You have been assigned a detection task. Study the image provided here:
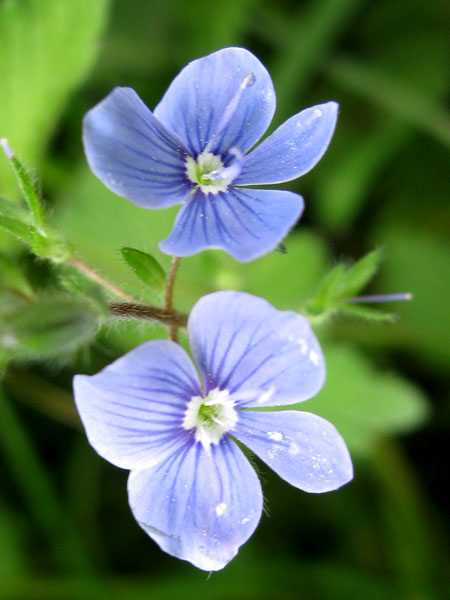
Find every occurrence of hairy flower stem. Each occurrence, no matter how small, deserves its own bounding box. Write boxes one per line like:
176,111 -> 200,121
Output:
164,256 -> 182,342
109,302 -> 187,328
70,257 -> 187,329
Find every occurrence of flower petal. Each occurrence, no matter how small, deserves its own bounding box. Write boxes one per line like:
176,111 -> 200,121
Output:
158,187 -> 303,262
154,47 -> 276,156
128,437 -> 262,571
83,87 -> 192,209
236,102 -> 338,185
73,341 -> 202,470
188,291 -> 325,405
234,410 -> 353,493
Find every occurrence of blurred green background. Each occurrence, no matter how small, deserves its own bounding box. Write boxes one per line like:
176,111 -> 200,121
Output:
0,0 -> 449,598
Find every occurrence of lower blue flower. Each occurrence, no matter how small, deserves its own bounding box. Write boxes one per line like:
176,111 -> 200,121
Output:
73,291 -> 353,570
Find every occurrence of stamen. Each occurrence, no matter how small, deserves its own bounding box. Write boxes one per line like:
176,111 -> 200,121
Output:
346,293 -> 413,303
204,72 -> 255,153
206,147 -> 244,181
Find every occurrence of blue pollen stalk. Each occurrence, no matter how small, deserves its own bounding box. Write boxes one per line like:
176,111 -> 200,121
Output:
346,293 -> 413,303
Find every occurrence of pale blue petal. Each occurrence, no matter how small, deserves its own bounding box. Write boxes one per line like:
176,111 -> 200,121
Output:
158,187 -> 303,262
83,87 -> 192,209
128,437 -> 262,571
154,47 -> 276,156
73,341 -> 201,470
188,291 -> 325,405
236,102 -> 338,185
234,410 -> 353,493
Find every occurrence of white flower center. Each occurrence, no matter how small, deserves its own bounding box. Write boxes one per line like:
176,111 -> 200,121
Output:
185,151 -> 232,195
182,388 -> 238,450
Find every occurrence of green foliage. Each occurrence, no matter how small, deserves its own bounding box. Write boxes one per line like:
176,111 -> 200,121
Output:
0,295 -> 102,360
301,344 -> 429,455
0,0 -> 448,596
0,0 -> 110,197
304,249 -> 394,321
0,252 -> 34,299
120,247 -> 167,300
1,146 -> 72,262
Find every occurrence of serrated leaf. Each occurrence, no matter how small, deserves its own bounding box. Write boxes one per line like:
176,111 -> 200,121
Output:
0,295 -> 102,359
120,247 -> 167,297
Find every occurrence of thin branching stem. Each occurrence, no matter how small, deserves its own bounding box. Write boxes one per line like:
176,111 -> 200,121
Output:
70,257 -> 135,302
164,256 -> 182,341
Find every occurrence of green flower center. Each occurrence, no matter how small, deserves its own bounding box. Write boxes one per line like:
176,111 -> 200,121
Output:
182,388 -> 238,450
185,151 -> 232,195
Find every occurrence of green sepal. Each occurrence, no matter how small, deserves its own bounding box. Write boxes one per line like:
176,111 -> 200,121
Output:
304,263 -> 347,315
29,229 -> 72,263
336,303 -> 396,322
120,247 -> 167,297
304,249 -> 386,322
336,248 -> 383,298
0,294 -> 102,360
276,241 -> 288,254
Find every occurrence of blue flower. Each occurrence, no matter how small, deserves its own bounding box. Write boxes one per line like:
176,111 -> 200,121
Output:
83,47 -> 338,262
73,291 -> 353,570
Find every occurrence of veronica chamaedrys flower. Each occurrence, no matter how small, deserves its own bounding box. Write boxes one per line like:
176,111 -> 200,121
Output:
83,47 -> 338,262
73,291 -> 353,571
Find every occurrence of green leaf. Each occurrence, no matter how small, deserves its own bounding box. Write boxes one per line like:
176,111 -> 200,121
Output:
0,0 -> 110,198
0,253 -> 34,299
298,343 -> 429,456
120,247 -> 167,298
0,295 -> 102,359
0,196 -> 31,222
0,216 -> 34,244
1,141 -> 47,230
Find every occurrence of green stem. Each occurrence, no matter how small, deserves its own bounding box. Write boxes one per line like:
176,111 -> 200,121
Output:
164,256 -> 182,341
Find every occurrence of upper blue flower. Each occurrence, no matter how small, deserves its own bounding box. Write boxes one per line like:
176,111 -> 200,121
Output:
83,47 -> 338,262
73,291 -> 353,571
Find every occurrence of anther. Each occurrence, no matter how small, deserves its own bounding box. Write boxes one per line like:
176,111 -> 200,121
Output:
0,138 -> 14,159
